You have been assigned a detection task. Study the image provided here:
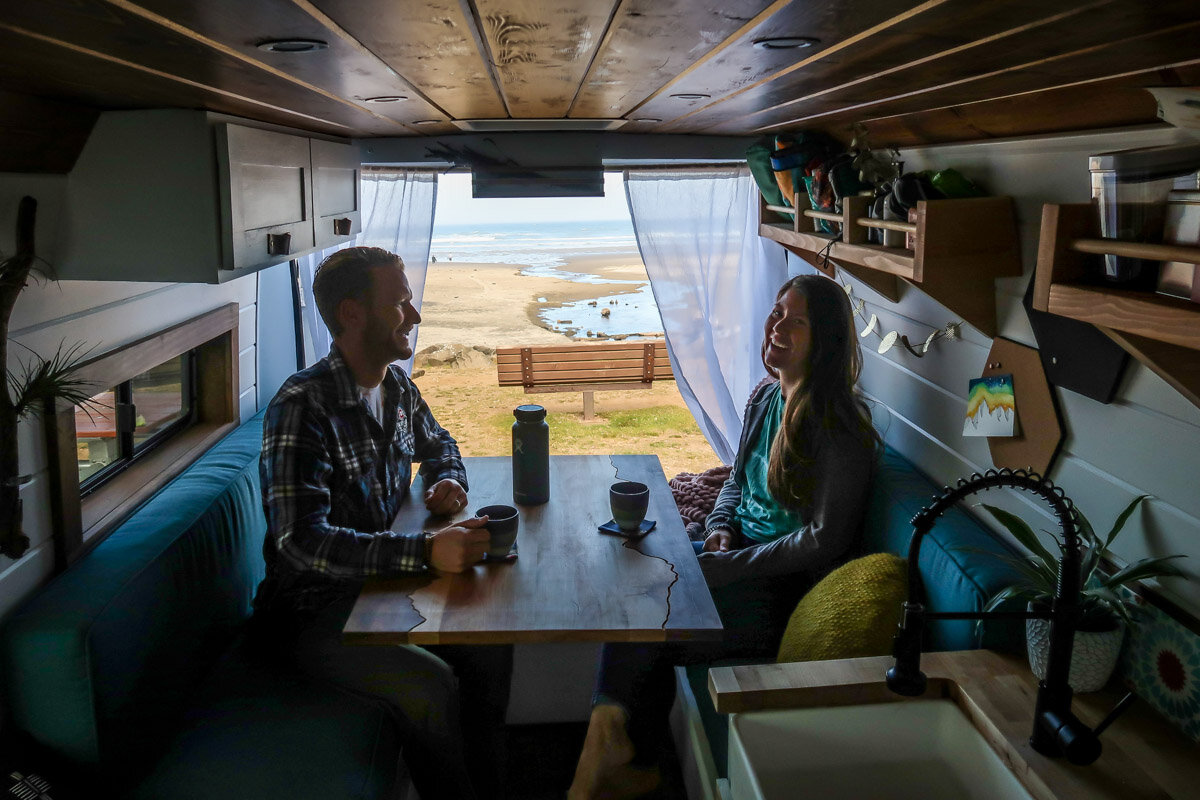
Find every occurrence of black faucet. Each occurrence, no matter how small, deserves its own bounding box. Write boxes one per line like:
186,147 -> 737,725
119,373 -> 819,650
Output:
885,468 -> 1129,766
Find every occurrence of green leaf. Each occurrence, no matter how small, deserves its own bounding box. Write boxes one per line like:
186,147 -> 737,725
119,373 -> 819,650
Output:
1103,495 -> 1151,549
979,504 -> 1059,570
1102,555 -> 1187,589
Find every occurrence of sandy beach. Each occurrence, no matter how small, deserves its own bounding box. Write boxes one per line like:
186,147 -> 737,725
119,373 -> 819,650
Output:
413,253 -> 658,350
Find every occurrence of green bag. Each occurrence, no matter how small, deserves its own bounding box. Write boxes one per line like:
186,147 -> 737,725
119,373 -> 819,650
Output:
747,140 -> 788,217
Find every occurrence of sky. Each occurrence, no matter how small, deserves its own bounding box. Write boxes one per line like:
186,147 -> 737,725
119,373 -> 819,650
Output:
432,171 -> 631,226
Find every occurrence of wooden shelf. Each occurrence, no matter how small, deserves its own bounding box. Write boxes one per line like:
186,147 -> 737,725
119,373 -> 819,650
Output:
760,193 -> 1022,336
1034,203 -> 1200,408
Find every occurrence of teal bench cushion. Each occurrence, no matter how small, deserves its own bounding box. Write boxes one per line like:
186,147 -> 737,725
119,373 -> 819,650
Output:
1,414 -> 268,778
131,642 -> 399,799
863,446 -> 1024,652
1,411 -> 401,797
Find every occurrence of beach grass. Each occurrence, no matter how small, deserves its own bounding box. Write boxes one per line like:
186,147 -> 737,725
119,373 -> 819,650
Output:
418,364 -> 721,479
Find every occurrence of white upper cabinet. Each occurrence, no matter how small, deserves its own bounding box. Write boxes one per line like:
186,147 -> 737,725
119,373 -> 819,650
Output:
56,110 -> 360,283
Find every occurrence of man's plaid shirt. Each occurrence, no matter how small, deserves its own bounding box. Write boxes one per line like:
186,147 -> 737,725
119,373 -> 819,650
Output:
256,345 -> 468,614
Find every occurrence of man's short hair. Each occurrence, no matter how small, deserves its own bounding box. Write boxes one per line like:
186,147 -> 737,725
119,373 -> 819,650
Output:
313,247 -> 404,337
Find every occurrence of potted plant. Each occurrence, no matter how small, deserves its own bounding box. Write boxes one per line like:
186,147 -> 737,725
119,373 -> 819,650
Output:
980,494 -> 1188,693
1,197 -> 95,559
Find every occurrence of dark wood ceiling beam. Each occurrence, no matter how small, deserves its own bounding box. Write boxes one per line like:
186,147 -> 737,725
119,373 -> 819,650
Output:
311,0 -> 507,122
0,2 -> 407,135
762,20 -> 1200,134
472,0 -> 618,118
0,90 -> 98,173
0,27 -> 357,140
0,22 -> 373,133
672,0 -> 1113,134
108,0 -> 419,130
570,0 -> 782,121
632,0 -> 946,128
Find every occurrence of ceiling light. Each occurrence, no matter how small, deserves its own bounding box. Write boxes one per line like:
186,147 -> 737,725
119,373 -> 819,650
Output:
670,93 -> 710,100
413,119 -> 442,125
451,119 -> 627,132
752,37 -> 819,49
361,96 -> 408,103
631,118 -> 662,123
256,39 -> 328,53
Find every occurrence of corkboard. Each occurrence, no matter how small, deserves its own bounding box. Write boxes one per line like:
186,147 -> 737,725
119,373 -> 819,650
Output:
982,338 -> 1063,476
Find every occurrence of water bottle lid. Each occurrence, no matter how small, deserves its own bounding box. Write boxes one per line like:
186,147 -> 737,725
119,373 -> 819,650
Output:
514,404 -> 546,422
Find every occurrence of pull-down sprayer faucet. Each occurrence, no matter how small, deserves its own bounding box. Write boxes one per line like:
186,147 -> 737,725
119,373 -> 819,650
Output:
885,469 -> 1131,766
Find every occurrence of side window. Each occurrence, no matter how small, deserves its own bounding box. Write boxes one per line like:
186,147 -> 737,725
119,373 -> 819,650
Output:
46,305 -> 239,567
77,352 -> 196,494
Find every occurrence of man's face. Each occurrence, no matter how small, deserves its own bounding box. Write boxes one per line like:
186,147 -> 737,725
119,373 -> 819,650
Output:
360,264 -> 421,364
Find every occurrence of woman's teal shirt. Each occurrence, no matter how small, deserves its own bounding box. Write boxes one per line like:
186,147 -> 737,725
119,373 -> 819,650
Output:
732,383 -> 800,543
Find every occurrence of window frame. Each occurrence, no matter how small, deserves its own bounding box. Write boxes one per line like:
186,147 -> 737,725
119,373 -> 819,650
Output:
78,350 -> 199,496
45,304 -> 240,568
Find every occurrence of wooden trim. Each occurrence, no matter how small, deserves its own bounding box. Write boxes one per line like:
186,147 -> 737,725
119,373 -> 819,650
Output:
46,304 -> 240,568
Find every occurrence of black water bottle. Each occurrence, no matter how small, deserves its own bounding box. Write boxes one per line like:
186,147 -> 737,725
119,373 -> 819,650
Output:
512,404 -> 549,505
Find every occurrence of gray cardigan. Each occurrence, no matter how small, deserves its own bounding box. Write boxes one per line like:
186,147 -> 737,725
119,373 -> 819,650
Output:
697,380 -> 877,589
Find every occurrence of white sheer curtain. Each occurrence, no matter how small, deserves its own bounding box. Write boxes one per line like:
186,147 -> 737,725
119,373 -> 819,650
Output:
624,166 -> 788,464
295,168 -> 439,368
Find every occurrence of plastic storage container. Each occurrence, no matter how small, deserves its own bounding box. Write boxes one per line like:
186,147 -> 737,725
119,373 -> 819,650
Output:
1089,142 -> 1200,288
1158,190 -> 1200,303
512,404 -> 549,505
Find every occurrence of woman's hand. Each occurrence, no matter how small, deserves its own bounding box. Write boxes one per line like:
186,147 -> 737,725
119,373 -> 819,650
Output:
702,526 -> 734,553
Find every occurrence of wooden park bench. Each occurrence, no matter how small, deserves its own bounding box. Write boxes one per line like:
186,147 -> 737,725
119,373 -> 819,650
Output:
496,341 -> 673,420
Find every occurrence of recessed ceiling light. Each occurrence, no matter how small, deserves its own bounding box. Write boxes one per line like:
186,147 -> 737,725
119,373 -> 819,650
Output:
631,118 -> 662,123
752,37 -> 819,50
413,119 -> 442,125
361,96 -> 408,103
256,39 -> 329,53
670,93 -> 710,100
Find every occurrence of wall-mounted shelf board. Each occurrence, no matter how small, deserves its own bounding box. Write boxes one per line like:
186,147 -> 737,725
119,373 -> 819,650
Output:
759,193 -> 1021,336
1033,203 -> 1200,408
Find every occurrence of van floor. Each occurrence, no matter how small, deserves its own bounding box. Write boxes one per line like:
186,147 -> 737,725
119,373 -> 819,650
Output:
500,721 -> 688,799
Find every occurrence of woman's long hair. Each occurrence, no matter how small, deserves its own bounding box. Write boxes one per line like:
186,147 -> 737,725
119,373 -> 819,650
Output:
762,275 -> 879,511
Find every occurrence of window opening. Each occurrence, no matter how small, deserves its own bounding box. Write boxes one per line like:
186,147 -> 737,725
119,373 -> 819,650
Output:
77,351 -> 196,495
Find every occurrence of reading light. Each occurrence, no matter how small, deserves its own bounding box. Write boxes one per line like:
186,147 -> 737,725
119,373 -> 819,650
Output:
670,93 -> 710,100
362,96 -> 408,103
256,39 -> 328,53
752,36 -> 819,49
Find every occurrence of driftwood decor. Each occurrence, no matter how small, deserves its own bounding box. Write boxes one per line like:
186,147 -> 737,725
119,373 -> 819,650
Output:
0,197 -> 94,559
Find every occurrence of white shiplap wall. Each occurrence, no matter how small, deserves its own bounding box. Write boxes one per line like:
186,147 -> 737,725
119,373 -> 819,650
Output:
0,174 -> 295,623
787,126 -> 1200,617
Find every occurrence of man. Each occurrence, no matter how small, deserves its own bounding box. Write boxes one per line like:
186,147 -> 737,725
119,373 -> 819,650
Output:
254,246 -> 510,799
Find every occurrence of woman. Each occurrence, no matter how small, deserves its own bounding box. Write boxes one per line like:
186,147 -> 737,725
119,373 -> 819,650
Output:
569,275 -> 880,799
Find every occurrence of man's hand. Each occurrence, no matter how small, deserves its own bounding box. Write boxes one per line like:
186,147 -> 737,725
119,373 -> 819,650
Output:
702,526 -> 734,553
424,478 -> 467,516
428,516 -> 489,573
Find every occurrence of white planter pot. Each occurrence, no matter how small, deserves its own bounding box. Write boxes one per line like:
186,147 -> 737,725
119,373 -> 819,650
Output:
1026,615 -> 1125,693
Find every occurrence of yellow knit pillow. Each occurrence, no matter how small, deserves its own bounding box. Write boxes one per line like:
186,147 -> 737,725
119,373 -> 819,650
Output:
777,553 -> 908,664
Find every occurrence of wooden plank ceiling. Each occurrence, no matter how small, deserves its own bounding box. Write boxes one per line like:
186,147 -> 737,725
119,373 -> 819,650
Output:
1,0 -> 1198,171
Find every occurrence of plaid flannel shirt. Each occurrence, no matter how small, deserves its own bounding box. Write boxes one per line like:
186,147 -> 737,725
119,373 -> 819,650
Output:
255,345 -> 468,614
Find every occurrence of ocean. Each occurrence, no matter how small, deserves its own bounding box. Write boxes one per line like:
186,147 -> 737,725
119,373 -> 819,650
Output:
430,219 -> 663,339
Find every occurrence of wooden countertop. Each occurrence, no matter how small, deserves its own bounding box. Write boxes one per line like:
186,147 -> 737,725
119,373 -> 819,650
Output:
709,650 -> 1200,800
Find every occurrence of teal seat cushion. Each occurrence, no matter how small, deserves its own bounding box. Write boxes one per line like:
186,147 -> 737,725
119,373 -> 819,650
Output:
0,413 -> 268,780
863,446 -> 1024,652
130,641 -> 399,799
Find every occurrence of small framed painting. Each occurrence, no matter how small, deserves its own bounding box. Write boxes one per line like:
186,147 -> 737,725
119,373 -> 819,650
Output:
964,374 -> 1017,437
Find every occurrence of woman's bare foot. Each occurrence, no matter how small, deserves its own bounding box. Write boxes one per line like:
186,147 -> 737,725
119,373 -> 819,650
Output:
568,704 -> 661,800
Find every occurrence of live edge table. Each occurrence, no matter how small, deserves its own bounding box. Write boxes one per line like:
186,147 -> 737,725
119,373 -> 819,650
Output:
344,455 -> 724,645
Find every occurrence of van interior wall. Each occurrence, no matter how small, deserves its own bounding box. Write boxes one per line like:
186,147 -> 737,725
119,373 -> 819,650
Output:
0,173 -> 302,630
792,125 -> 1200,618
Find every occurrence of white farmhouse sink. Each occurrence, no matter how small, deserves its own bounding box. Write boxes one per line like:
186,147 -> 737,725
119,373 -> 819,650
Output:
727,699 -> 1035,800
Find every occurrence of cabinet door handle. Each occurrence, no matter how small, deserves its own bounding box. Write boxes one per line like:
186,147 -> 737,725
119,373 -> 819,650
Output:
333,218 -> 352,236
267,232 -> 292,255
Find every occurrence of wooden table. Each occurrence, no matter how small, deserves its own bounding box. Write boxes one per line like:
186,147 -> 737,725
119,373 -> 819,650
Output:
344,455 -> 724,645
